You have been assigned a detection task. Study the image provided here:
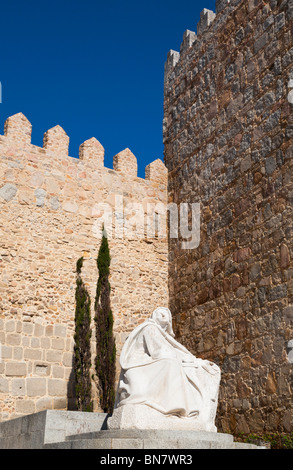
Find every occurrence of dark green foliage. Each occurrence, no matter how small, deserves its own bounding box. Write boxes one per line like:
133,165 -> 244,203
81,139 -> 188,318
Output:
236,432 -> 293,449
74,257 -> 93,412
95,231 -> 116,413
76,256 -> 83,275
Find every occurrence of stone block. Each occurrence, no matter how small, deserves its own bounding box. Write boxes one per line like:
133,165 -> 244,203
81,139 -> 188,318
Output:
40,338 -> 50,349
52,365 -> 64,379
45,325 -> 54,337
24,348 -> 42,360
27,378 -> 46,397
280,244 -> 290,269
6,333 -> 21,346
265,156 -> 276,175
35,363 -> 50,377
79,138 -> 104,167
53,397 -> 67,410
4,113 -> 32,146
62,352 -> 73,367
0,378 -> 9,393
46,350 -> 62,363
145,158 -> 168,184
5,362 -> 27,377
15,400 -> 35,414
63,201 -> 78,213
108,404 -> 217,432
0,411 -> 266,449
51,338 -> 65,350
216,0 -> 230,13
34,323 -> 44,337
0,345 -> 12,360
275,12 -> 285,33
254,32 -> 268,54
180,30 -> 197,52
11,379 -> 25,396
48,379 -> 67,397
5,320 -> 15,333
0,183 -> 18,202
35,188 -> 46,207
284,305 -> 293,320
35,397 -> 53,413
22,323 -> 34,335
43,125 -> 69,156
197,9 -> 216,36
164,50 -> 180,77
53,324 -> 67,338
113,148 -> 137,178
44,410 -> 107,443
30,337 -> 40,348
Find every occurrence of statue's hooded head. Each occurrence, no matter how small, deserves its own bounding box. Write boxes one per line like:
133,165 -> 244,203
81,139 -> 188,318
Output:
151,307 -> 175,337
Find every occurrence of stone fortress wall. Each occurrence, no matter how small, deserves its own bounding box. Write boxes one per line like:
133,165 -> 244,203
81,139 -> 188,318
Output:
0,112 -> 168,421
164,0 -> 293,434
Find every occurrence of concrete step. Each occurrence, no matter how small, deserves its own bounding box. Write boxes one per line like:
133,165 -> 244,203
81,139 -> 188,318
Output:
66,428 -> 234,443
44,438 -> 263,449
44,429 -> 265,449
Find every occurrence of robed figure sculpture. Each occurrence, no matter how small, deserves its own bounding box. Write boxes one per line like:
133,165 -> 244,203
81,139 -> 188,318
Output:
108,307 -> 221,432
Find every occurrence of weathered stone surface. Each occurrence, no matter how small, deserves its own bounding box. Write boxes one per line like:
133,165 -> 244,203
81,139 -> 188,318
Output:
0,112 -> 168,421
0,410 -> 108,448
280,244 -> 290,269
27,378 -> 46,397
164,0 -> 293,434
0,183 -> 17,202
0,410 -> 265,449
5,363 -> 27,377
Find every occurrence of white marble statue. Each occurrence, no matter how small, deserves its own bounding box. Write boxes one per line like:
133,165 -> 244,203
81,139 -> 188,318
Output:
107,307 -> 221,432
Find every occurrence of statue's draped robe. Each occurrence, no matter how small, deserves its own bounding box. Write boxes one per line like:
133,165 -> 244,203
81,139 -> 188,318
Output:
116,320 -> 220,424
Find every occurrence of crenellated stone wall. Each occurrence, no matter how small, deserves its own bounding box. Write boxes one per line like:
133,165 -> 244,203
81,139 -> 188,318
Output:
164,0 -> 293,434
2,0 -> 293,435
0,113 -> 168,421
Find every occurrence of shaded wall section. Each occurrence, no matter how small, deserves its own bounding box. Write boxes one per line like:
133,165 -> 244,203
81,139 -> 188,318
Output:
164,0 -> 293,434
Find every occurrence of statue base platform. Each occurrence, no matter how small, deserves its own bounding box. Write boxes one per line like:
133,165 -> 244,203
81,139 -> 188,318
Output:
107,404 -> 217,432
45,428 -> 266,449
0,411 -> 267,449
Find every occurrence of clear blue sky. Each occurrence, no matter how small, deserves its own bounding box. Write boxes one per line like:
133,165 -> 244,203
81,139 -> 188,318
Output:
0,0 -> 215,177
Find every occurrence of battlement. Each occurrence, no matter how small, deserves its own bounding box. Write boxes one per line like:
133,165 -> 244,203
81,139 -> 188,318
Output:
1,112 -> 167,184
164,0 -> 245,81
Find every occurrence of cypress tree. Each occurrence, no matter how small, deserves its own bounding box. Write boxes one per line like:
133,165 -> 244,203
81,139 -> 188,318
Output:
95,230 -> 116,413
74,256 -> 93,412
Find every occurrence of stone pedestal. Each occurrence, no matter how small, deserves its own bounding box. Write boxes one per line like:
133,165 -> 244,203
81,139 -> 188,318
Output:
0,411 -> 266,449
45,428 -> 266,449
0,410 -> 107,449
107,404 -> 217,432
